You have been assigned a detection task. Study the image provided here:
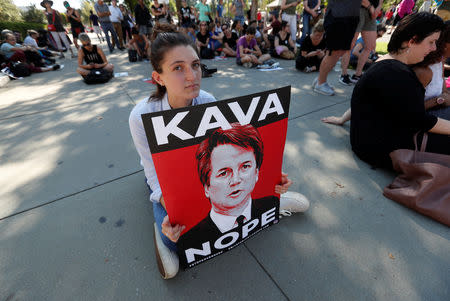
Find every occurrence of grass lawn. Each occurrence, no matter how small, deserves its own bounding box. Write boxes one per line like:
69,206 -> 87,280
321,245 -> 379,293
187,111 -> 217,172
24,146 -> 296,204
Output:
376,41 -> 388,55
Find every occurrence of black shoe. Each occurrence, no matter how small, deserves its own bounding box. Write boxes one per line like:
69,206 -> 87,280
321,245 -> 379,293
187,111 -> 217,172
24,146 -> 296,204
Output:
109,48 -> 114,54
52,64 -> 61,70
350,74 -> 362,83
339,74 -> 352,86
119,47 -> 125,51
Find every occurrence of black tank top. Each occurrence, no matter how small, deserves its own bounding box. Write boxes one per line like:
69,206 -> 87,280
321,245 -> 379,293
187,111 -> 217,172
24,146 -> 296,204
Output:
68,10 -> 83,28
82,45 -> 104,64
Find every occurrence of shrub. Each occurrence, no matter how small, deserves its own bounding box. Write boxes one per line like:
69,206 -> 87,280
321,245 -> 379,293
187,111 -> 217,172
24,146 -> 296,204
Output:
0,21 -> 46,40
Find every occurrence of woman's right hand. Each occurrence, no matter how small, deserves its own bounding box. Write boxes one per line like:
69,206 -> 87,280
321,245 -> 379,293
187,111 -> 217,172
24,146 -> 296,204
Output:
161,215 -> 185,243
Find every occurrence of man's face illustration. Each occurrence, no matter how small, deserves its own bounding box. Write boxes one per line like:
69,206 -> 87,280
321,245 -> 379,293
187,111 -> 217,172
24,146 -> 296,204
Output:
205,144 -> 259,215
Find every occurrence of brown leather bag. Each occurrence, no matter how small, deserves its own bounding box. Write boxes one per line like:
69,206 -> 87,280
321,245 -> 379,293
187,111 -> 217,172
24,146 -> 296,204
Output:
383,133 -> 450,226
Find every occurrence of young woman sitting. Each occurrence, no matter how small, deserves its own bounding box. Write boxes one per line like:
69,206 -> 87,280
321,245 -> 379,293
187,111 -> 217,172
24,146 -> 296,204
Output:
273,21 -> 297,60
295,21 -> 326,72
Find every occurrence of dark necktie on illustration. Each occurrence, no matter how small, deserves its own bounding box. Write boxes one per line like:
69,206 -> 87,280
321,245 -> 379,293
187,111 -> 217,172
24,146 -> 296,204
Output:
236,215 -> 245,227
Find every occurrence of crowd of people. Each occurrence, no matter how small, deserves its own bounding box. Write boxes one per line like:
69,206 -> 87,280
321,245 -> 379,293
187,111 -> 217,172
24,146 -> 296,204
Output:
1,0 -> 450,281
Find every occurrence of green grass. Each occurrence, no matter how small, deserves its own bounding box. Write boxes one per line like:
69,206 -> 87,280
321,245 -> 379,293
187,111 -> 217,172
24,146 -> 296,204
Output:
376,41 -> 388,55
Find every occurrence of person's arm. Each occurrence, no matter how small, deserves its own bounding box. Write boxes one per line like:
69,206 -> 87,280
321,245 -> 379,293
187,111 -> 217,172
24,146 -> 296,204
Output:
240,0 -> 247,9
73,10 -> 82,22
429,117 -> 450,135
302,0 -> 317,17
253,44 -> 262,57
95,47 -> 108,68
274,172 -> 292,194
274,35 -> 280,48
281,0 -> 299,10
78,50 -> 91,70
321,108 -> 352,126
96,6 -> 111,17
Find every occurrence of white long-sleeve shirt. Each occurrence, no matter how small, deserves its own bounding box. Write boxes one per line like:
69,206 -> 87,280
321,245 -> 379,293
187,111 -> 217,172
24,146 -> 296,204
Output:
129,90 -> 217,203
109,5 -> 123,22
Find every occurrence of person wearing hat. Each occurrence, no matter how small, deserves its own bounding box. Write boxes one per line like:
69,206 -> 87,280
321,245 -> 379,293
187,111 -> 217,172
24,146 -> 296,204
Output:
41,0 -> 76,59
63,1 -> 85,50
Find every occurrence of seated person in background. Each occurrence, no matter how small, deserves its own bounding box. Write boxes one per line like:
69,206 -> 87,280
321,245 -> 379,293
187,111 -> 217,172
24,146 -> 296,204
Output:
349,25 -> 387,71
208,22 -> 223,54
128,27 -> 150,60
23,30 -> 55,64
0,33 -> 59,73
249,19 -> 270,52
187,23 -> 197,43
196,21 -> 214,59
222,23 -> 238,57
231,20 -> 244,37
76,33 -> 114,77
295,21 -> 325,72
273,21 -> 297,60
236,27 -> 273,68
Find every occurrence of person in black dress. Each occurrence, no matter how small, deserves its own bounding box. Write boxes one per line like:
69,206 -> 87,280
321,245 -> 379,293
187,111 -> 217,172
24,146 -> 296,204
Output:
350,12 -> 450,168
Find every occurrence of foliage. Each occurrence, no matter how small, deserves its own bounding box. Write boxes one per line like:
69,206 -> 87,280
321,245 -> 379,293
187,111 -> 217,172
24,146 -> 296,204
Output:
59,12 -> 69,26
80,0 -> 95,24
0,0 -> 23,22
0,21 -> 46,38
21,4 -> 46,24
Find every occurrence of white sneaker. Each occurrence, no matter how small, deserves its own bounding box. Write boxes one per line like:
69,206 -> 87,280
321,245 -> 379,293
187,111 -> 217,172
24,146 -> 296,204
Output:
314,81 -> 335,96
243,62 -> 253,68
153,223 -> 179,279
279,191 -> 310,217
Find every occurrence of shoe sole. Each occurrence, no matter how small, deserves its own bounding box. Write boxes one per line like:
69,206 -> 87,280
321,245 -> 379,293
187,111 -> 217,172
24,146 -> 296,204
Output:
314,87 -> 334,96
339,79 -> 352,86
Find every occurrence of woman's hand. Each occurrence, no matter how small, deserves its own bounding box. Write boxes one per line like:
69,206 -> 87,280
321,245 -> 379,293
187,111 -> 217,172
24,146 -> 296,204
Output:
161,215 -> 185,243
275,172 -> 292,194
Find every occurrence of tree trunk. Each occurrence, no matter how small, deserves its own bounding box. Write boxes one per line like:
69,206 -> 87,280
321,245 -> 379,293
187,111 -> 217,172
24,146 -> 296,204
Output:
250,0 -> 258,21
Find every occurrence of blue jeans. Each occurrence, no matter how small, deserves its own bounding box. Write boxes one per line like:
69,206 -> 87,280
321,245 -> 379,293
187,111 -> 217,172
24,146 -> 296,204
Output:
153,202 -> 178,252
100,22 -> 121,52
234,16 -> 245,25
300,14 -> 311,45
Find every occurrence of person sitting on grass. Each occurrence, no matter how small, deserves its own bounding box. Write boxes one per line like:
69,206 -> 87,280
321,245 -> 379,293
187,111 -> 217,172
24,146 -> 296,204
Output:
128,27 -> 150,61
295,21 -> 326,72
273,21 -> 297,60
76,33 -> 114,78
236,26 -> 273,68
221,23 -> 238,57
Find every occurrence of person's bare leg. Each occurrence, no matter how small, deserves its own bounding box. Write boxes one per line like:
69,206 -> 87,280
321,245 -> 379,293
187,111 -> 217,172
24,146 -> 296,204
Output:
321,108 -> 352,125
355,30 -> 376,76
222,48 -> 236,57
340,33 -> 358,76
258,53 -> 271,64
317,50 -> 344,85
104,63 -> 114,72
77,67 -> 90,76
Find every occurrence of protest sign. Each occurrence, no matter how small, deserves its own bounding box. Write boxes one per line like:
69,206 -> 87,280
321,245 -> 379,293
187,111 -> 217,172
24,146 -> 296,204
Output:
142,86 -> 290,268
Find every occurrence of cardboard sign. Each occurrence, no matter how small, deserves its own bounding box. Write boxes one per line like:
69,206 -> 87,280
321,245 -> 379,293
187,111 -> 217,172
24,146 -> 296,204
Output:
142,86 -> 290,268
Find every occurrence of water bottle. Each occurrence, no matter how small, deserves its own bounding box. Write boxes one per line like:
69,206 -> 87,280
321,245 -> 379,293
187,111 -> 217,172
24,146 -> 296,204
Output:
334,59 -> 341,72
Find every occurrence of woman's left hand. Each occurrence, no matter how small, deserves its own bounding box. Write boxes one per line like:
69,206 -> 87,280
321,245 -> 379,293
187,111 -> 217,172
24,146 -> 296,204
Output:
161,215 -> 185,243
275,172 -> 292,194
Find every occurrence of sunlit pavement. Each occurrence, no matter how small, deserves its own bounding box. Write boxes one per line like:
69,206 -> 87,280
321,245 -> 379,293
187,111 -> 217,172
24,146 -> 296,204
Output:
0,34 -> 449,301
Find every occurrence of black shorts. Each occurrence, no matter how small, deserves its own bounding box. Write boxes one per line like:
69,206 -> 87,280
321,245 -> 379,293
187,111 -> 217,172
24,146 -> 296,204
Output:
72,26 -> 84,39
236,57 -> 243,65
323,14 -> 359,51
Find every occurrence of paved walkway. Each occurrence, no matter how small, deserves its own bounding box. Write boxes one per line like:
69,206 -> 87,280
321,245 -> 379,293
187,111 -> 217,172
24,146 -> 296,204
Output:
0,36 -> 449,301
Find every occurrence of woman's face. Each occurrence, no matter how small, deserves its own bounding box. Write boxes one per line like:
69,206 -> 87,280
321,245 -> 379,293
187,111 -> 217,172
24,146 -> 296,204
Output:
409,32 -> 440,64
283,24 -> 290,33
311,31 -> 323,44
444,42 -> 450,59
152,45 -> 202,109
200,22 -> 207,33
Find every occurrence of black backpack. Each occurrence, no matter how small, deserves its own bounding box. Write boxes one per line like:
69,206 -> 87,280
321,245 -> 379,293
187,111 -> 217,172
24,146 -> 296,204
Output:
128,49 -> 138,62
83,68 -> 113,84
10,62 -> 31,77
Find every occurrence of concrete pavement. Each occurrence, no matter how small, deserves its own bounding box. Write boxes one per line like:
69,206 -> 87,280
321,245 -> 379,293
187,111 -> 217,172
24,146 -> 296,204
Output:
0,37 -> 449,301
